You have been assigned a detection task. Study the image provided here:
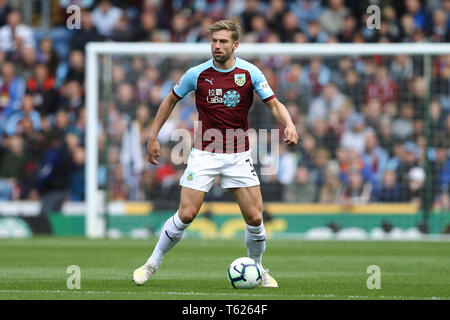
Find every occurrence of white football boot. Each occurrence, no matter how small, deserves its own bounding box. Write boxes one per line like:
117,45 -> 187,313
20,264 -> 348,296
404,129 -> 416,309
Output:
133,263 -> 157,286
260,267 -> 278,288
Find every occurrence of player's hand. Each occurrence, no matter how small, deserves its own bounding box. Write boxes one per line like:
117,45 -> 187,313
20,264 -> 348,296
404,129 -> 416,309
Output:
147,138 -> 160,165
283,125 -> 299,147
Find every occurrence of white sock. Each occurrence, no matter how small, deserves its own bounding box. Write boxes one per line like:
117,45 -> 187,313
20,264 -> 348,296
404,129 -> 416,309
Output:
146,211 -> 190,269
245,223 -> 266,269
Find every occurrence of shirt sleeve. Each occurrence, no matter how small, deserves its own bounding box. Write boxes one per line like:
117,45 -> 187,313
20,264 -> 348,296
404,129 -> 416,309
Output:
172,67 -> 197,99
251,67 -> 275,102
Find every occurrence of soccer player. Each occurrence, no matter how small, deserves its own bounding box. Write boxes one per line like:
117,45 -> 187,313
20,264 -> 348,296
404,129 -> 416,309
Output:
133,20 -> 299,288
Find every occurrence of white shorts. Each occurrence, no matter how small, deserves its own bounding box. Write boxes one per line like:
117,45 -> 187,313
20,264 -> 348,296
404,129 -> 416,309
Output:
180,148 -> 260,192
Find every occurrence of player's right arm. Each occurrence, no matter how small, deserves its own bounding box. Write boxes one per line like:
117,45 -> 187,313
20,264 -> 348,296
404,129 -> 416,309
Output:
147,91 -> 181,165
147,67 -> 197,165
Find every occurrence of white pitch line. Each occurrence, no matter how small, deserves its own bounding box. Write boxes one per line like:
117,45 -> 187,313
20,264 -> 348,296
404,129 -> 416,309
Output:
0,289 -> 448,300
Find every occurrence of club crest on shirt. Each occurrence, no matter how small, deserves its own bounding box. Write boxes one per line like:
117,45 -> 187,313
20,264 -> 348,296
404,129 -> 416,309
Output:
234,73 -> 246,86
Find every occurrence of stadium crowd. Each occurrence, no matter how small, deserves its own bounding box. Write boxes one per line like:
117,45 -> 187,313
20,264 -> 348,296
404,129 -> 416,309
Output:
0,0 -> 450,212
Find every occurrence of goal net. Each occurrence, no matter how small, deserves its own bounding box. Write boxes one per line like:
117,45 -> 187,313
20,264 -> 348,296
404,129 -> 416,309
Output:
86,43 -> 450,238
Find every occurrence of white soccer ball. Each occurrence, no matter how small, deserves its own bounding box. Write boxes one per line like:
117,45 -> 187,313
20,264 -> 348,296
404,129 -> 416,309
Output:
227,257 -> 261,289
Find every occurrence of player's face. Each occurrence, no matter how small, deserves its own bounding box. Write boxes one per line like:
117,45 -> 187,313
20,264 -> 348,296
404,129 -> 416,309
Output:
210,30 -> 238,64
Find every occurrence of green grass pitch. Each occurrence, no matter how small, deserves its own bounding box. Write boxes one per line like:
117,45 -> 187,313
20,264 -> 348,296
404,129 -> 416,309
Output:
0,237 -> 449,300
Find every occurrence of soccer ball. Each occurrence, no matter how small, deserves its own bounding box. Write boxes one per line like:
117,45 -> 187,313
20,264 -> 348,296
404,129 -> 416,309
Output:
227,257 -> 262,289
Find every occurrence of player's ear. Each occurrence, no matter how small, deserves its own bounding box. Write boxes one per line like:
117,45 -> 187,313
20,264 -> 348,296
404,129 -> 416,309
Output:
233,41 -> 239,51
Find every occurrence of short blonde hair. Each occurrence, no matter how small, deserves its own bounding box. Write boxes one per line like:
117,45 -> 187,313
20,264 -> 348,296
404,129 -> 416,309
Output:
208,19 -> 241,42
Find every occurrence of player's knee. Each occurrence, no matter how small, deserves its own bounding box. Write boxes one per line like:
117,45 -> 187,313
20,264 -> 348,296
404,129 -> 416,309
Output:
178,206 -> 199,224
246,215 -> 263,227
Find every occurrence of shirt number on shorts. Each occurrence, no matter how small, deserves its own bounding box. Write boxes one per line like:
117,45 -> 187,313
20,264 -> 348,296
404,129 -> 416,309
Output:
245,159 -> 255,173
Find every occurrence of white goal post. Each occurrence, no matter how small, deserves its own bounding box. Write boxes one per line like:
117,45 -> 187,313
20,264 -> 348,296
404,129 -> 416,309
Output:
85,42 -> 450,238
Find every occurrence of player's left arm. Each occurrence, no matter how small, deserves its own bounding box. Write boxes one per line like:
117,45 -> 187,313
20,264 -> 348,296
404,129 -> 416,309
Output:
250,65 -> 299,147
264,97 -> 299,147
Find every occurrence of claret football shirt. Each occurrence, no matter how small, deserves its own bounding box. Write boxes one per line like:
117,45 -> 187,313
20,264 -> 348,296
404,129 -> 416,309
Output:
172,57 -> 275,153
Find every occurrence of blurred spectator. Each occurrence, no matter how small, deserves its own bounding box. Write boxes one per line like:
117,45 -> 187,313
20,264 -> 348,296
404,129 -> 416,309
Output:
69,145 -> 85,201
265,0 -> 288,37
377,115 -> 395,157
91,0 -> 123,38
0,61 -> 25,118
390,54 -> 414,88
0,0 -> 11,28
318,160 -> 341,203
340,68 -> 364,110
169,12 -> 190,42
15,47 -> 36,80
25,63 -> 59,116
289,0 -> 323,32
430,9 -> 449,42
64,50 -> 85,85
260,169 -> 283,202
386,141 -> 405,172
125,10 -> 159,42
362,129 -> 389,184
36,38 -> 59,77
396,141 -> 421,200
406,166 -> 426,206
59,80 -> 84,119
308,147 -> 331,189
399,13 -> 416,42
0,10 -> 35,54
378,6 -> 401,42
109,163 -> 130,200
338,13 -> 357,42
392,103 -> 414,141
115,82 -> 136,119
373,170 -> 402,202
429,99 -> 445,140
134,103 -> 152,149
305,19 -> 328,43
150,144 -> 178,204
240,0 -> 262,33
297,132 -> 316,168
276,143 -> 297,185
365,66 -> 398,105
283,165 -> 317,202
54,109 -> 71,134
120,117 -> 144,200
247,14 -> 271,42
362,99 -> 382,131
430,137 -> 450,208
186,16 -> 214,43
408,76 -> 426,119
37,129 -> 72,215
337,147 -> 374,186
0,135 -> 25,199
69,9 -> 104,51
5,94 -> 41,136
340,113 -> 370,154
311,118 -> 339,158
338,170 -> 372,206
278,12 -> 301,42
404,0 -> 430,32
319,0 -> 350,36
307,83 -> 346,126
